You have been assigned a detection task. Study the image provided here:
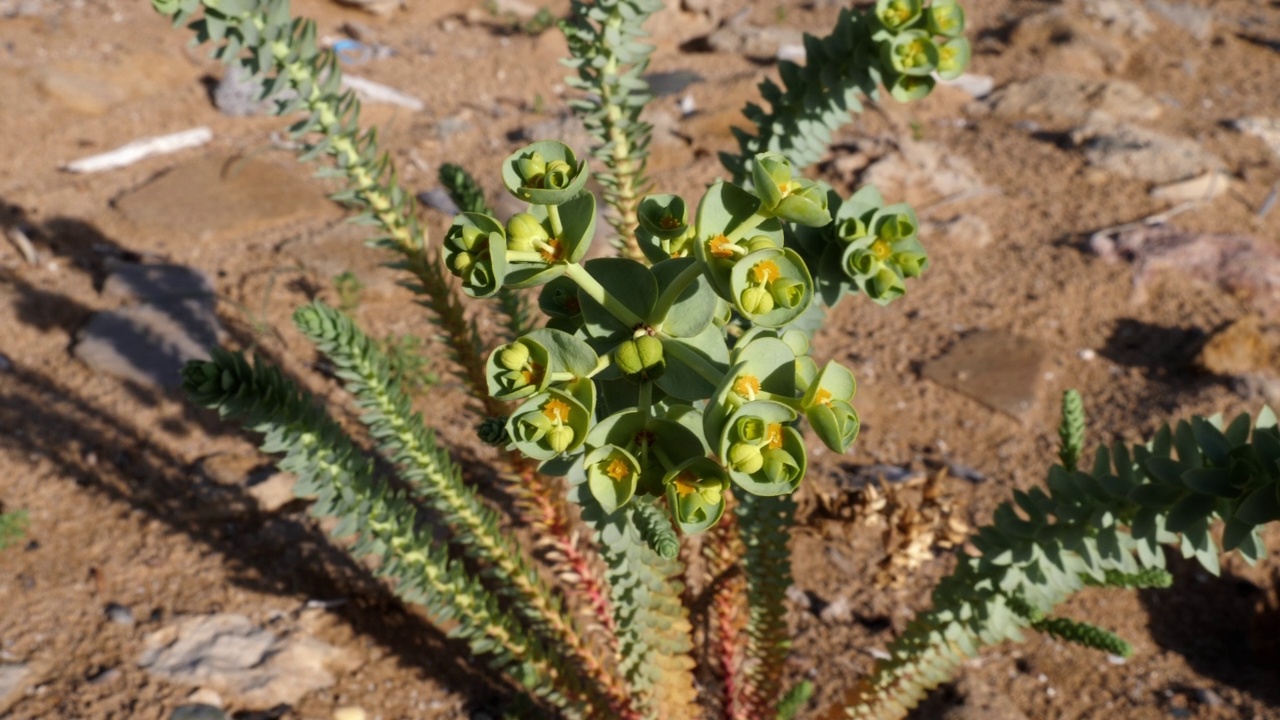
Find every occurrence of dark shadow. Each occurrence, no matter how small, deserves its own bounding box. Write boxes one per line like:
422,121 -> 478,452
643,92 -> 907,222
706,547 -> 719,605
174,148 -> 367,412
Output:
1099,319 -> 1217,390
0,206 -> 528,712
1139,554 -> 1280,707
1237,33 -> 1280,53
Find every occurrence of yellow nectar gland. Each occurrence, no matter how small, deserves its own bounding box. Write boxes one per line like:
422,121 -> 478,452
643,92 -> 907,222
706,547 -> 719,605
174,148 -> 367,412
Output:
733,374 -> 761,400
539,238 -> 563,263
752,260 -> 781,285
887,1 -> 912,25
871,239 -> 893,261
542,398 -> 572,424
522,362 -> 544,387
814,388 -> 833,406
765,423 -> 784,450
709,235 -> 736,259
606,457 -> 632,481
659,214 -> 682,230
673,471 -> 698,498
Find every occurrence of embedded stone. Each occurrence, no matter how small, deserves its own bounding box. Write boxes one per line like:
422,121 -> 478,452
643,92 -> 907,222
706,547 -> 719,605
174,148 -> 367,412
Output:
922,331 -> 1048,421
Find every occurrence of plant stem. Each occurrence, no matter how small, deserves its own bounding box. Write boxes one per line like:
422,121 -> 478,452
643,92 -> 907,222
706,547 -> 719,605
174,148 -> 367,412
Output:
650,261 -> 705,331
564,262 -> 644,328
662,340 -> 724,387
725,212 -> 770,243
547,203 -> 565,239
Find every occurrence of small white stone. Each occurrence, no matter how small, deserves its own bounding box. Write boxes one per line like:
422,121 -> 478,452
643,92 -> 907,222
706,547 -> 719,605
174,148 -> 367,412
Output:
334,707 -> 367,720
1078,348 -> 1097,361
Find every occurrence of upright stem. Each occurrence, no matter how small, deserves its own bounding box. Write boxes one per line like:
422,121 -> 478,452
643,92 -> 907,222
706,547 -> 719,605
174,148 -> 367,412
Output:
650,261 -> 705,331
725,212 -> 770,243
564,262 -> 645,328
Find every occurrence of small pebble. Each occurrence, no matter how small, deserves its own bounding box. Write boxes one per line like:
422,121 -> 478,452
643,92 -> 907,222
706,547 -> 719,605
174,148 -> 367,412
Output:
1078,348 -> 1097,361
334,707 -> 367,720
86,666 -> 120,685
105,602 -> 135,626
416,189 -> 461,216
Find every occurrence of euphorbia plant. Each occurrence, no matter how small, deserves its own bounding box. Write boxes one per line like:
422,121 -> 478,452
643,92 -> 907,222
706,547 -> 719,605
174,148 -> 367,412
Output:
450,139 -> 930,535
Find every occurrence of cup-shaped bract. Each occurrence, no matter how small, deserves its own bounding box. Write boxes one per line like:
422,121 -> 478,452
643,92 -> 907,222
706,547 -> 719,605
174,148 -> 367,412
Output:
876,0 -> 923,32
508,388 -> 591,461
538,275 -> 583,320
501,140 -> 590,205
750,152 -> 795,212
803,361 -> 860,453
719,400 -> 807,496
664,457 -> 729,534
637,194 -> 695,263
927,0 -> 965,37
587,410 -> 707,498
504,192 -> 598,289
585,445 -> 641,514
729,248 -> 814,327
772,178 -> 833,228
937,36 -> 971,80
486,335 -> 551,402
887,71 -> 936,103
886,29 -> 939,76
444,213 -> 508,298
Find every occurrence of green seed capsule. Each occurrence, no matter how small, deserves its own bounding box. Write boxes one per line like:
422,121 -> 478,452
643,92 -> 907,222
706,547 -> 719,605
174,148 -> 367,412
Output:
546,425 -> 575,454
740,286 -> 775,315
497,342 -> 530,372
507,213 -> 547,252
615,335 -> 666,382
728,443 -> 764,474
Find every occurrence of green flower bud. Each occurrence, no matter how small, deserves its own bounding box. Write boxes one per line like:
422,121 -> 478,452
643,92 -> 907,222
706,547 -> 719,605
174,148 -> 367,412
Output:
615,335 -> 666,383
927,0 -> 965,37
447,250 -> 475,276
497,342 -> 530,372
773,179 -> 832,227
638,194 -> 689,239
507,213 -> 548,253
516,151 -> 546,184
937,37 -> 972,81
888,72 -> 936,103
888,30 -> 939,76
869,266 -> 906,301
744,235 -> 778,253
750,152 -> 794,211
445,222 -> 486,252
546,425 -> 575,454
876,0 -> 922,32
770,278 -> 805,309
728,443 -> 764,474
896,251 -> 927,278
543,160 -> 574,189
836,216 -> 869,243
734,415 -> 767,443
740,286 -> 775,315
761,447 -> 801,485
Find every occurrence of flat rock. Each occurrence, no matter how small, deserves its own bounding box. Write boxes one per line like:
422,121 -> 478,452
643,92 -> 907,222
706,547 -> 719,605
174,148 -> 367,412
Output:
114,155 -> 340,242
922,331 -> 1048,421
1011,9 -> 1135,74
34,55 -> 191,116
139,613 -> 355,708
706,20 -> 805,61
74,302 -> 222,390
1150,171 -> 1230,204
214,64 -> 297,117
1147,0 -> 1213,41
247,472 -> 298,514
0,663 -> 29,706
171,705 -> 228,720
1071,115 -> 1224,184
859,140 -> 986,207
984,75 -> 1161,125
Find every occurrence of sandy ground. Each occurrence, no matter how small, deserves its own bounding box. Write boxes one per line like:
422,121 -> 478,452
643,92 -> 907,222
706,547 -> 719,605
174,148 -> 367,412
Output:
2,0 -> 1280,718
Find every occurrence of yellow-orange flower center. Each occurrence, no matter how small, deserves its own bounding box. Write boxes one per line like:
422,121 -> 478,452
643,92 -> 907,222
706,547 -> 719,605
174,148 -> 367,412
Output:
814,388 -> 833,406
752,260 -> 781,284
606,457 -> 631,481
766,423 -> 784,450
708,235 -> 736,259
733,374 -> 761,399
870,239 -> 893,261
674,471 -> 698,497
542,398 -> 572,423
539,238 -> 563,262
659,215 -> 682,230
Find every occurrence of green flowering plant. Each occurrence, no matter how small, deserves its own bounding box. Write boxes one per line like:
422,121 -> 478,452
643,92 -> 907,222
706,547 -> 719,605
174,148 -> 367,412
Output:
456,142 -> 938,532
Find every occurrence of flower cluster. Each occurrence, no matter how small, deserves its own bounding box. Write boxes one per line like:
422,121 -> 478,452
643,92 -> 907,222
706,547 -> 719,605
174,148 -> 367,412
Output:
872,0 -> 970,101
444,140 -> 933,533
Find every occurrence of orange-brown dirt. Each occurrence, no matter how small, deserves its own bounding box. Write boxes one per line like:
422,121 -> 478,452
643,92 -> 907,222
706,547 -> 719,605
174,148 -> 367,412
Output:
2,0 -> 1280,718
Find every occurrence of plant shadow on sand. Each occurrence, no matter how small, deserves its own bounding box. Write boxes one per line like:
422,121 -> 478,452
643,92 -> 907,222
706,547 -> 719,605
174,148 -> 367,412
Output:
0,204 -> 521,713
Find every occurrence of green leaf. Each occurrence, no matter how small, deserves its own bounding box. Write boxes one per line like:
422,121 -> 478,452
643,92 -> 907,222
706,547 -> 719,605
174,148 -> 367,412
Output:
655,324 -> 730,402
1181,467 -> 1240,497
1233,481 -> 1280,525
1165,492 -> 1217,534
585,445 -> 640,513
524,328 -> 599,377
651,258 -> 716,338
577,258 -> 657,343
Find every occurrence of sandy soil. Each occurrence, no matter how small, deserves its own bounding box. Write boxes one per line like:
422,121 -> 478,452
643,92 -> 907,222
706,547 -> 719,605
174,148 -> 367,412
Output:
2,0 -> 1280,718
